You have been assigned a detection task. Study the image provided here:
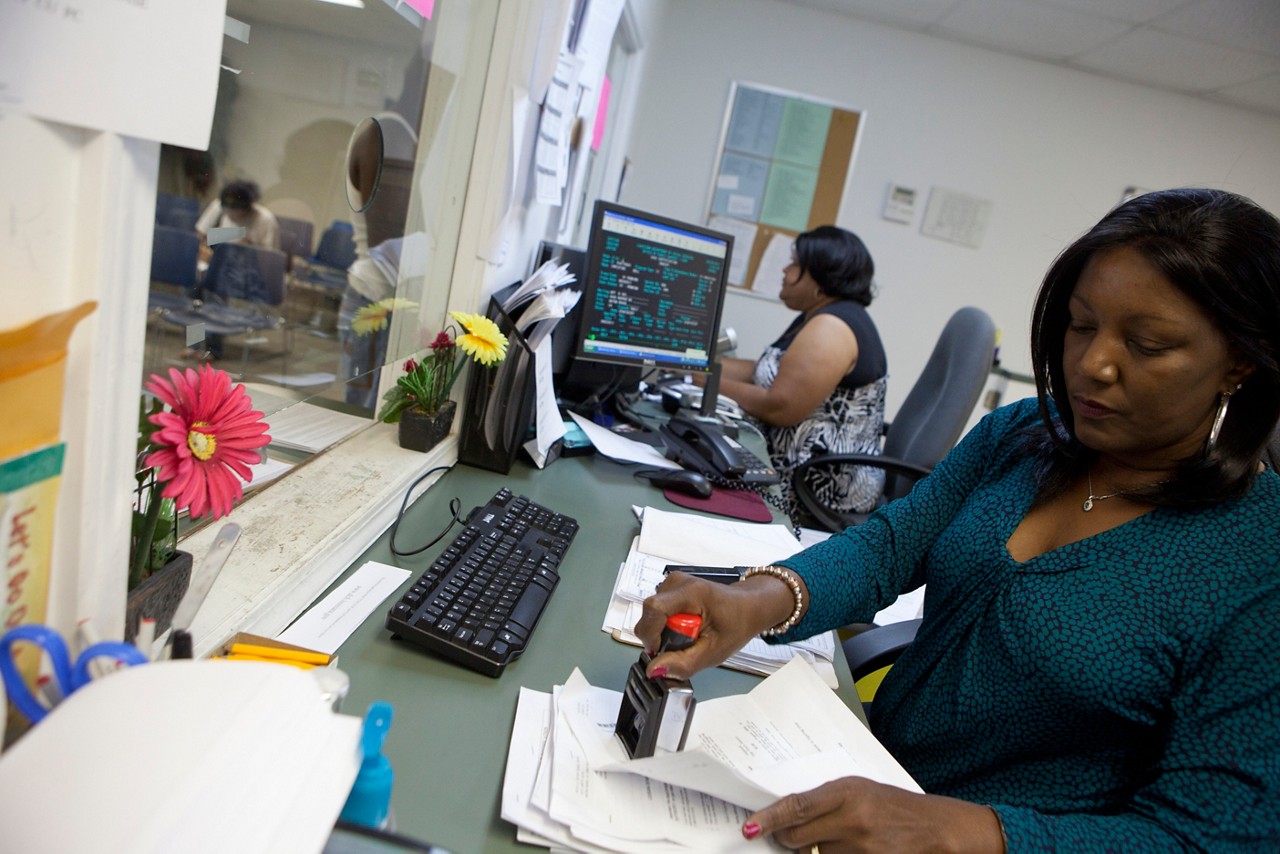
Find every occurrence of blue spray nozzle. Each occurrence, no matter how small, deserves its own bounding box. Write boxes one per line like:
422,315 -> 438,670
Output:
341,700 -> 396,829
361,701 -> 393,760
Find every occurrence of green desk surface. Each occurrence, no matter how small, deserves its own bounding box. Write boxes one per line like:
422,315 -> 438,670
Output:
330,452 -> 859,853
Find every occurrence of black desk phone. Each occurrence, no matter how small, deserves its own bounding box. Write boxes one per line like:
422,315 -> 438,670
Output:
659,414 -> 780,485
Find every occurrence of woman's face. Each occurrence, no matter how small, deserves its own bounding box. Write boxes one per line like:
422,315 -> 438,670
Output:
1063,245 -> 1249,470
779,253 -> 823,312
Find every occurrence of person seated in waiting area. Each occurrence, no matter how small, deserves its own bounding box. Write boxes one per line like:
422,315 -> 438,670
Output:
701,226 -> 888,519
189,179 -> 281,360
194,179 -> 280,264
639,188 -> 1280,851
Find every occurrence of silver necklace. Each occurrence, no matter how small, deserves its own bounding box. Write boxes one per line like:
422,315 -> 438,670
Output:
1082,472 -> 1126,512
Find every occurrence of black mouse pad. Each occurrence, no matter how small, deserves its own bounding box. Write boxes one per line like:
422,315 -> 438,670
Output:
663,485 -> 772,522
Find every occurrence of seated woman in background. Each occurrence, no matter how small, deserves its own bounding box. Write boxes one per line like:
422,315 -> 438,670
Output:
709,226 -> 888,519
639,188 -> 1280,851
194,179 -> 280,263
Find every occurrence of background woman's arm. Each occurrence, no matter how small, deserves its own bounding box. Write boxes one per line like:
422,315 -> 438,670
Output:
722,314 -> 858,427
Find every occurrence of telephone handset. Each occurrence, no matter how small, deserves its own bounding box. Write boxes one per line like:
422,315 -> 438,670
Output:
659,415 -> 781,485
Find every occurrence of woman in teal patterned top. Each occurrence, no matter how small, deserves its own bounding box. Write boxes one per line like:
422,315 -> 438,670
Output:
636,188 -> 1280,852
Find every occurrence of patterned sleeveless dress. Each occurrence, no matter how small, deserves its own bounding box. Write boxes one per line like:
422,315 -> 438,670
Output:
752,301 -> 887,518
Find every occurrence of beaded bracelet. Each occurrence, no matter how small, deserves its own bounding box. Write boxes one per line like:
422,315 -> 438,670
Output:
743,565 -> 804,636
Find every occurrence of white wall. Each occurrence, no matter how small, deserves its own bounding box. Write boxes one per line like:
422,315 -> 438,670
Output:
1,113 -> 159,640
620,0 -> 1280,420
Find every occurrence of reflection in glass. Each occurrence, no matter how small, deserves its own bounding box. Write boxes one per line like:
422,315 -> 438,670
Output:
345,117 -> 383,214
138,0 -> 487,528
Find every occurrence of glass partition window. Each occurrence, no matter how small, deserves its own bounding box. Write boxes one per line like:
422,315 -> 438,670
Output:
141,0 -> 496,525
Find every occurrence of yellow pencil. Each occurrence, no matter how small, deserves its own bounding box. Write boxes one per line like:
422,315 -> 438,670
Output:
216,653 -> 316,670
227,642 -> 330,665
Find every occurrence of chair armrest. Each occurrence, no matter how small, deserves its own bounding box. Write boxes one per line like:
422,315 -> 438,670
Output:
841,618 -> 922,682
792,453 -> 933,483
791,454 -> 934,532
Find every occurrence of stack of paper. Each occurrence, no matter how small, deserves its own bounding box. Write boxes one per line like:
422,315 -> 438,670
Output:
501,657 -> 920,852
0,661 -> 361,853
602,507 -> 838,687
264,402 -> 371,454
505,258 -> 580,468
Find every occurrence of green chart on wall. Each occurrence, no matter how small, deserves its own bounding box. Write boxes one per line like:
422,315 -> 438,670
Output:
705,82 -> 864,296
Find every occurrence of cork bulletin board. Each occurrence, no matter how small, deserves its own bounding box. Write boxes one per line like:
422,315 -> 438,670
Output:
704,82 -> 865,299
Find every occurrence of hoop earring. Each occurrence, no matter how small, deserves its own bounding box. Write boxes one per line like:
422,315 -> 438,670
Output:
1206,388 -> 1237,452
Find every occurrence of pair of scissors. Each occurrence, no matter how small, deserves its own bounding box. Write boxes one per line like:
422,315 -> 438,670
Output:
0,624 -> 148,725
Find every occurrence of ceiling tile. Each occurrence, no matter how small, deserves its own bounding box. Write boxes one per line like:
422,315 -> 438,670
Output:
779,0 -> 959,29
1154,0 -> 1280,58
935,0 -> 1133,59
1028,0 -> 1187,25
1073,27 -> 1280,92
1216,70 -> 1280,113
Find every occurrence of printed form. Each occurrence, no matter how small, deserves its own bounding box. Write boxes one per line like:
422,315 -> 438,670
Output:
502,659 -> 918,852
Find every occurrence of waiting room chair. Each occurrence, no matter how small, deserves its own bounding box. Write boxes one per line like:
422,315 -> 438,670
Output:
276,216 -> 315,272
162,242 -> 289,379
148,224 -> 201,311
297,220 -> 356,289
793,306 -> 997,532
155,192 -> 200,230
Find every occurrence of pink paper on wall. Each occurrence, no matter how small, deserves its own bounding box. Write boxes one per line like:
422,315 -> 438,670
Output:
591,76 -> 611,152
404,0 -> 434,19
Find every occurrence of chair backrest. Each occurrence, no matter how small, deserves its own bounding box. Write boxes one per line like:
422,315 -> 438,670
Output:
881,306 -> 997,500
150,225 -> 200,289
156,192 -> 200,226
276,216 -> 315,259
203,243 -> 288,307
312,221 -> 356,270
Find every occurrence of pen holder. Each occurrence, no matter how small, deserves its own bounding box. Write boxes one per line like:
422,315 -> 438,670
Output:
456,296 -> 537,475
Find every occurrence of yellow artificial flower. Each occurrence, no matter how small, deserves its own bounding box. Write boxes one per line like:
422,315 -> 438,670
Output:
450,310 -> 508,367
352,298 -> 418,335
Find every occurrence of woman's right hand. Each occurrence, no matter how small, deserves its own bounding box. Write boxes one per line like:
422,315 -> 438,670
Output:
633,571 -> 797,680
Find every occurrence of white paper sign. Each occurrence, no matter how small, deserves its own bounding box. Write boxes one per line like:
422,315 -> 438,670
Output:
0,0 -> 227,149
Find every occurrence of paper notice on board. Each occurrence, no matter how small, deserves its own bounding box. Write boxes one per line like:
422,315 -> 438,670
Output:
707,216 -> 760,287
750,232 -> 793,300
0,0 -> 227,149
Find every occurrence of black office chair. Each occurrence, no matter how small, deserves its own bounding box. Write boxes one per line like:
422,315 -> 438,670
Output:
793,306 -> 997,532
843,618 -> 922,706
162,242 -> 289,378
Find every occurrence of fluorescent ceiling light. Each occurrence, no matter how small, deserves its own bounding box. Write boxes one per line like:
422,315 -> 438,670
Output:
316,0 -> 365,8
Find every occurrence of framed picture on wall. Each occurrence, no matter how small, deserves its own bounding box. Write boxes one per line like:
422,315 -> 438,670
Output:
704,81 -> 866,298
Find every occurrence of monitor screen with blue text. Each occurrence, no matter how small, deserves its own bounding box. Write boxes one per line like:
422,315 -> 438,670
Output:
574,201 -> 733,374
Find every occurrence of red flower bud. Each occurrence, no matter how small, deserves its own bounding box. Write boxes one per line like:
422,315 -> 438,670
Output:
404,358 -> 418,372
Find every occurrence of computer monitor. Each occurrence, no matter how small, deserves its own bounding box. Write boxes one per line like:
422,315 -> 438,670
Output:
573,202 -> 733,382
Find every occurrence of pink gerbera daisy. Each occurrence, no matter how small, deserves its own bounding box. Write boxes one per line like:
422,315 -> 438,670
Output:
144,365 -> 271,519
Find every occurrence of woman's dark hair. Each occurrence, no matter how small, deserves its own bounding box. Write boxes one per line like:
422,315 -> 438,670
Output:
794,226 -> 875,306
220,179 -> 261,211
1029,187 -> 1280,507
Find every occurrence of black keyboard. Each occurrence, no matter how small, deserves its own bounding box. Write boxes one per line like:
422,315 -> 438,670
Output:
385,488 -> 579,677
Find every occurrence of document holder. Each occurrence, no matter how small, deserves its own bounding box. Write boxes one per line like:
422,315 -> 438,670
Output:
456,296 -> 537,474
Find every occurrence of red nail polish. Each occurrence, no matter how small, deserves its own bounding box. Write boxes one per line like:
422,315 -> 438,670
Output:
742,822 -> 761,839
648,665 -> 668,679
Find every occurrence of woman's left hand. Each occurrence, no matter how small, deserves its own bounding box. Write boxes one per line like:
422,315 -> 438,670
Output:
742,777 -> 1005,853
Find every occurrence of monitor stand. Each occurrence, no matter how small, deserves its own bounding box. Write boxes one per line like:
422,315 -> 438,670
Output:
691,363 -> 738,438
